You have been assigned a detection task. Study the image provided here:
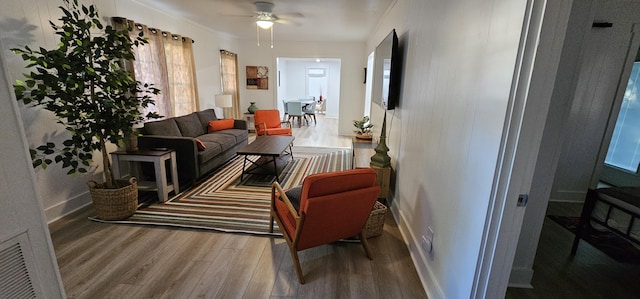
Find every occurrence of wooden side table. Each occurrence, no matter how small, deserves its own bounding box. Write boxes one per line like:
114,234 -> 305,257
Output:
110,149 -> 179,202
352,136 -> 377,168
244,113 -> 255,132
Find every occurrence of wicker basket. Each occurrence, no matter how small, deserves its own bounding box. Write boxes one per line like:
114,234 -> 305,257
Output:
363,201 -> 387,238
88,177 -> 138,220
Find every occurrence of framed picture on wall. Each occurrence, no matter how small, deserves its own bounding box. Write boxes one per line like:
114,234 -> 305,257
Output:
246,66 -> 268,89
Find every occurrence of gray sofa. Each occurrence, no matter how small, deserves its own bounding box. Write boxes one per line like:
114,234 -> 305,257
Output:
138,109 -> 248,186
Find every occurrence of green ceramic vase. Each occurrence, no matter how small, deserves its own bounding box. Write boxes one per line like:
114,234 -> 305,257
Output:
247,102 -> 258,114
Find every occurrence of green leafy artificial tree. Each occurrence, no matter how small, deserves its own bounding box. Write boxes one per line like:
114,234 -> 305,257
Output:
12,0 -> 161,189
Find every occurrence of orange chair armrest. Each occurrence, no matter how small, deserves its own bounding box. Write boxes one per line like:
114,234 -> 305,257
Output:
272,182 -> 300,220
255,122 -> 268,134
281,121 -> 292,128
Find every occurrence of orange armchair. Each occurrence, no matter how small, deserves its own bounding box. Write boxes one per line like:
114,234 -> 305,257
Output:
269,168 -> 381,284
253,109 -> 292,136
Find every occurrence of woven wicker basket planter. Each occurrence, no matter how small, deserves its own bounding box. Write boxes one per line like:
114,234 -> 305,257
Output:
363,201 -> 387,238
88,177 -> 138,220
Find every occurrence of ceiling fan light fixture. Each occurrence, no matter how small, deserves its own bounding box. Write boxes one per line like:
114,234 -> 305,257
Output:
256,20 -> 273,29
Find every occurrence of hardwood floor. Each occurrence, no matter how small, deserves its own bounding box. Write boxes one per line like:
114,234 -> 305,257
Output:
49,114 -> 427,299
288,114 -> 353,148
506,202 -> 640,298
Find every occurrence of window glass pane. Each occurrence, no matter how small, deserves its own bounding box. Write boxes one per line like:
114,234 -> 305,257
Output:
308,68 -> 325,77
605,61 -> 640,171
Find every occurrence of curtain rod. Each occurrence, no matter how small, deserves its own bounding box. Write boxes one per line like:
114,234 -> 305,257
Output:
113,17 -> 195,43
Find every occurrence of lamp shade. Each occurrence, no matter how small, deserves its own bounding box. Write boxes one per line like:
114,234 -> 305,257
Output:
256,20 -> 273,29
215,94 -> 233,108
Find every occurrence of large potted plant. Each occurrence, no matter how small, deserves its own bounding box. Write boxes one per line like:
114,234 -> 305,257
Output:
12,0 -> 160,219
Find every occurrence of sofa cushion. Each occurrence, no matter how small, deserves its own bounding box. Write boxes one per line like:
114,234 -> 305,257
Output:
199,133 -> 237,152
208,119 -> 235,132
215,129 -> 249,143
175,113 -> 205,138
196,109 -> 218,131
284,185 -> 302,211
144,118 -> 181,136
197,143 -> 222,163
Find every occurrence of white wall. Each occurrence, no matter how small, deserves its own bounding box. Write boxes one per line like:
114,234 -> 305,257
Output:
367,0 -> 529,297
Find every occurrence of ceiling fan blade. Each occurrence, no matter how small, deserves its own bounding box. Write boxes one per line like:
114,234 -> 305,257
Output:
277,12 -> 304,18
217,13 -> 255,18
275,19 -> 300,26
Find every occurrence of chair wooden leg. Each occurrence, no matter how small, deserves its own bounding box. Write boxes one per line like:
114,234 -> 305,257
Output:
359,232 -> 373,260
268,214 -> 274,233
288,246 -> 305,284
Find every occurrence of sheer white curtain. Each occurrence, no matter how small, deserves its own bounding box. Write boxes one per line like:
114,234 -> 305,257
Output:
113,17 -> 198,118
163,33 -> 199,116
220,50 -> 241,119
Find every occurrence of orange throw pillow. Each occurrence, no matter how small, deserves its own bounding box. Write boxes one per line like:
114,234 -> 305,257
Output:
195,138 -> 206,151
208,119 -> 235,132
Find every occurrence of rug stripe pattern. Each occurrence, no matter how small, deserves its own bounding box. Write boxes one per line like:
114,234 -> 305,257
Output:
91,147 -> 352,235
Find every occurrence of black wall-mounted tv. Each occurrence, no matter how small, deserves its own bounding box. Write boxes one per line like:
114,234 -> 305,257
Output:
372,29 -> 401,110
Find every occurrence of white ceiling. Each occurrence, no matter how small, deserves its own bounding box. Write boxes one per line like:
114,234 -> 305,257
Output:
136,0 -> 394,42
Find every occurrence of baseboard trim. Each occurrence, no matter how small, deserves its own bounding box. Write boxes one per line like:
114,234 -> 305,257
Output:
390,201 -> 445,299
508,267 -> 534,288
45,192 -> 92,224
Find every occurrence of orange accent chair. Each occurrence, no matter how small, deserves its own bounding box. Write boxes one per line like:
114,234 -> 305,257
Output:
253,109 -> 293,136
269,168 -> 381,284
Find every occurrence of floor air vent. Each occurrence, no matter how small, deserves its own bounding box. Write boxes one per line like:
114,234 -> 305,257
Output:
0,232 -> 38,299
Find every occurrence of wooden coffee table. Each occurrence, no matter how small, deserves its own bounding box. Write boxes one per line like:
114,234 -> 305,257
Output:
236,135 -> 295,183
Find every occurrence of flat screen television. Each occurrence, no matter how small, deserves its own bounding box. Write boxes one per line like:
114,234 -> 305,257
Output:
372,29 -> 401,110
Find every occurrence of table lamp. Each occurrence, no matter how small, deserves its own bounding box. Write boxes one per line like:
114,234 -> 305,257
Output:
215,94 -> 233,118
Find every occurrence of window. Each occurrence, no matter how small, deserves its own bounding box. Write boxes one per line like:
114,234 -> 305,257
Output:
113,18 -> 198,118
605,61 -> 640,172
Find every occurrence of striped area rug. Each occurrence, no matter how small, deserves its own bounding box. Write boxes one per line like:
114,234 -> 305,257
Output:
90,147 -> 352,236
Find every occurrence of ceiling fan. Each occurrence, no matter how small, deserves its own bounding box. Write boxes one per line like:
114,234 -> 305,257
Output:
219,1 -> 304,47
248,1 -> 304,47
253,1 -> 304,29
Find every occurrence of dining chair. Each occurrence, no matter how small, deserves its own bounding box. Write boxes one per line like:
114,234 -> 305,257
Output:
282,99 -> 289,121
287,101 -> 306,127
303,101 -> 317,125
269,168 -> 381,284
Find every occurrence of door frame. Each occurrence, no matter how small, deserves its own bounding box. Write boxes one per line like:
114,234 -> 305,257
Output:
473,0 -> 578,296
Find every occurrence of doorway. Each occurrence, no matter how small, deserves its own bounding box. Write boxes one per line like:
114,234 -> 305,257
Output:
508,0 -> 640,295
275,57 -> 341,119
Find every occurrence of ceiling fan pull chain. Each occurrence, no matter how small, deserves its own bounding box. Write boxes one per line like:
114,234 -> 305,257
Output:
270,26 -> 274,48
257,24 -> 260,46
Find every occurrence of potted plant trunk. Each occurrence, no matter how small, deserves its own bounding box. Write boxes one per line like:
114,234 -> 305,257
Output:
12,0 -> 160,220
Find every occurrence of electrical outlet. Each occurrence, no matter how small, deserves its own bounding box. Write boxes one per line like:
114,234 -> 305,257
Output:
422,227 -> 434,253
